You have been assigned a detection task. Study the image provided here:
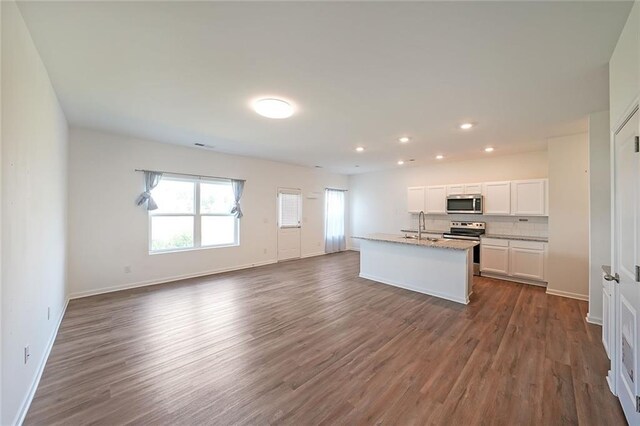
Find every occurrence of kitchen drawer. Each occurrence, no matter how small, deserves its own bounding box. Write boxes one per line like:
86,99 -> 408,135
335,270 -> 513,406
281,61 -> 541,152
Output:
481,238 -> 509,247
509,240 -> 545,250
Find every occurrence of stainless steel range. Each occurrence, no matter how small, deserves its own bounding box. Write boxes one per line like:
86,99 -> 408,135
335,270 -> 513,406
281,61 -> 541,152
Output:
443,221 -> 485,276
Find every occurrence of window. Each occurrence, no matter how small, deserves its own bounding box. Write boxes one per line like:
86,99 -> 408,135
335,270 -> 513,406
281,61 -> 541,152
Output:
149,177 -> 239,253
279,190 -> 301,228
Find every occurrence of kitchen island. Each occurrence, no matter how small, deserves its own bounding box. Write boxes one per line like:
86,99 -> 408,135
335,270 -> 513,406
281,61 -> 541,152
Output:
353,234 -> 478,304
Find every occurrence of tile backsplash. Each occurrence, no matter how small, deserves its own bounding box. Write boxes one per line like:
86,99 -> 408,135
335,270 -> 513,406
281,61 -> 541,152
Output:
409,214 -> 548,238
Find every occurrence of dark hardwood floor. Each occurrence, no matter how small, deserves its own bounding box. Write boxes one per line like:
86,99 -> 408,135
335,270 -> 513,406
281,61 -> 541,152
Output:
26,251 -> 625,425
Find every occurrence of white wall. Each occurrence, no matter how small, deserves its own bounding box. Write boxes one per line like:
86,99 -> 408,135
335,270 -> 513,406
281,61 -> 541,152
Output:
0,1 -> 4,422
1,2 -> 69,424
67,127 -> 349,297
349,150 -> 549,249
547,133 -> 590,300
610,1 -> 639,130
588,112 -> 611,323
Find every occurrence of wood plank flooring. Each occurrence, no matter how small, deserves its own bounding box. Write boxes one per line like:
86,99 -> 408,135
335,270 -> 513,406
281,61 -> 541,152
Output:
26,251 -> 626,425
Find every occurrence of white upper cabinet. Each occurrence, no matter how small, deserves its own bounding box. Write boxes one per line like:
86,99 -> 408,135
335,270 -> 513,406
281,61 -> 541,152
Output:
446,184 -> 465,196
464,183 -> 483,195
482,181 -> 511,215
407,187 -> 426,213
408,178 -> 548,216
447,183 -> 482,195
511,179 -> 547,216
425,185 -> 447,214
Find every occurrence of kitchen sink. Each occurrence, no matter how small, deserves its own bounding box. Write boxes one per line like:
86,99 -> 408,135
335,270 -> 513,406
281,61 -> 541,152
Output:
401,235 -> 442,242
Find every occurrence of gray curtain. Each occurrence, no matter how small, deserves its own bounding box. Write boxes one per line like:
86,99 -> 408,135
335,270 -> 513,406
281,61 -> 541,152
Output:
325,189 -> 346,253
135,171 -> 163,211
230,179 -> 245,218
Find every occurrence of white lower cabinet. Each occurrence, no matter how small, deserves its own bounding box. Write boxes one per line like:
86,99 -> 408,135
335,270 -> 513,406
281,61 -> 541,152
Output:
480,237 -> 547,284
509,241 -> 545,281
480,239 -> 509,275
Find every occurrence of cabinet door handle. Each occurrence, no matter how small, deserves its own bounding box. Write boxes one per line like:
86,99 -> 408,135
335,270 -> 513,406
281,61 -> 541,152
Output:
604,273 -> 620,284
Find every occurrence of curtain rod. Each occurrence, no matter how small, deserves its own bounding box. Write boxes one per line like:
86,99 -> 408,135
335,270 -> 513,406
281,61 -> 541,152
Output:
135,169 -> 245,182
325,187 -> 348,192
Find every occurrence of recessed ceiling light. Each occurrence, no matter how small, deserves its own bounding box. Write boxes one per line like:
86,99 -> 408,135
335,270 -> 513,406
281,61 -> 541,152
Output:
356,146 -> 365,152
459,123 -> 474,130
397,160 -> 405,165
485,147 -> 494,152
436,155 -> 444,160
253,98 -> 294,119
399,136 -> 410,143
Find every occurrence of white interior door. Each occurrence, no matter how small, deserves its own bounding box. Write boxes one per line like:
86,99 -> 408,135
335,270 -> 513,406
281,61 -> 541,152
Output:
278,188 -> 302,261
613,108 -> 640,423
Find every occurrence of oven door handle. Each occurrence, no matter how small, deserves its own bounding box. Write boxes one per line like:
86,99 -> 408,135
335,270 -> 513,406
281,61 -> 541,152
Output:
443,234 -> 481,241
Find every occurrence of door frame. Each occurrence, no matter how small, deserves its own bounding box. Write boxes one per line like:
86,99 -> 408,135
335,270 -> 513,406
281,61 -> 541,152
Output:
609,98 -> 639,400
276,187 -> 302,262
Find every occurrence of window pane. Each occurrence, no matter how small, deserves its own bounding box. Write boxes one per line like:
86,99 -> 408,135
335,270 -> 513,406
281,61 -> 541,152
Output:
151,216 -> 194,251
279,192 -> 300,228
151,180 -> 195,214
201,216 -> 237,246
201,181 -> 234,214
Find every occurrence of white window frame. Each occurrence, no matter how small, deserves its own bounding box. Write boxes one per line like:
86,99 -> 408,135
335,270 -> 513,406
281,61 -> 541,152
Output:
149,176 -> 239,254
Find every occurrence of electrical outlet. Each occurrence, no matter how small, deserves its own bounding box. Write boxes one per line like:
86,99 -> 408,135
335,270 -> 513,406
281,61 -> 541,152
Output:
263,248 -> 267,254
124,266 -> 132,274
24,346 -> 30,364
47,307 -> 51,320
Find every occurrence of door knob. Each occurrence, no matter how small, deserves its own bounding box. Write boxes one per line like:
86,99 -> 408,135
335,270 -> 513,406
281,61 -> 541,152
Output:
604,272 -> 620,283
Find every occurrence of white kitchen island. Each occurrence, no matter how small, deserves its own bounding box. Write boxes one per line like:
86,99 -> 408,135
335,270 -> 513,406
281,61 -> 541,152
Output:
354,234 -> 478,304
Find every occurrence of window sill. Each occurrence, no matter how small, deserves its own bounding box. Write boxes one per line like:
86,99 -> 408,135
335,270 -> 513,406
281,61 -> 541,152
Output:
149,243 -> 239,255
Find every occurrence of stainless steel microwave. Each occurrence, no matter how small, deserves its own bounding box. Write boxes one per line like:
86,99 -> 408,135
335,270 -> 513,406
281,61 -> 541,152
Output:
446,194 -> 483,214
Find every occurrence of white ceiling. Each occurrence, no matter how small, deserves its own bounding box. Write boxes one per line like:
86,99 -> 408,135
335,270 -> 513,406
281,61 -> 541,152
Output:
17,1 -> 633,174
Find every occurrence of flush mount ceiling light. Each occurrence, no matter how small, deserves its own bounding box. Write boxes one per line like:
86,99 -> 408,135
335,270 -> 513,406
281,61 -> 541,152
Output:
252,98 -> 294,119
399,136 -> 411,143
436,155 -> 444,160
459,123 -> 474,130
356,146 -> 365,152
397,160 -> 405,165
484,147 -> 494,152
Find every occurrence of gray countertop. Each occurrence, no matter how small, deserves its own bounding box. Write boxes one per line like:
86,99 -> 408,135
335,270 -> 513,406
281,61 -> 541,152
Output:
353,233 -> 478,251
482,234 -> 548,243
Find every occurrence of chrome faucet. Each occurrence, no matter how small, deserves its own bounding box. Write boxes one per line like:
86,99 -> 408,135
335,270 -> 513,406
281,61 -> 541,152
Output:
418,211 -> 426,240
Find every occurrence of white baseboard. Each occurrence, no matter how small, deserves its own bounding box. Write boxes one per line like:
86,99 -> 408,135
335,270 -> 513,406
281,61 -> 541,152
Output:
586,313 -> 603,326
68,259 -> 278,299
14,298 -> 69,426
545,288 -> 589,301
301,251 -> 326,259
606,370 -> 616,395
480,272 -> 547,288
359,273 -> 469,305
